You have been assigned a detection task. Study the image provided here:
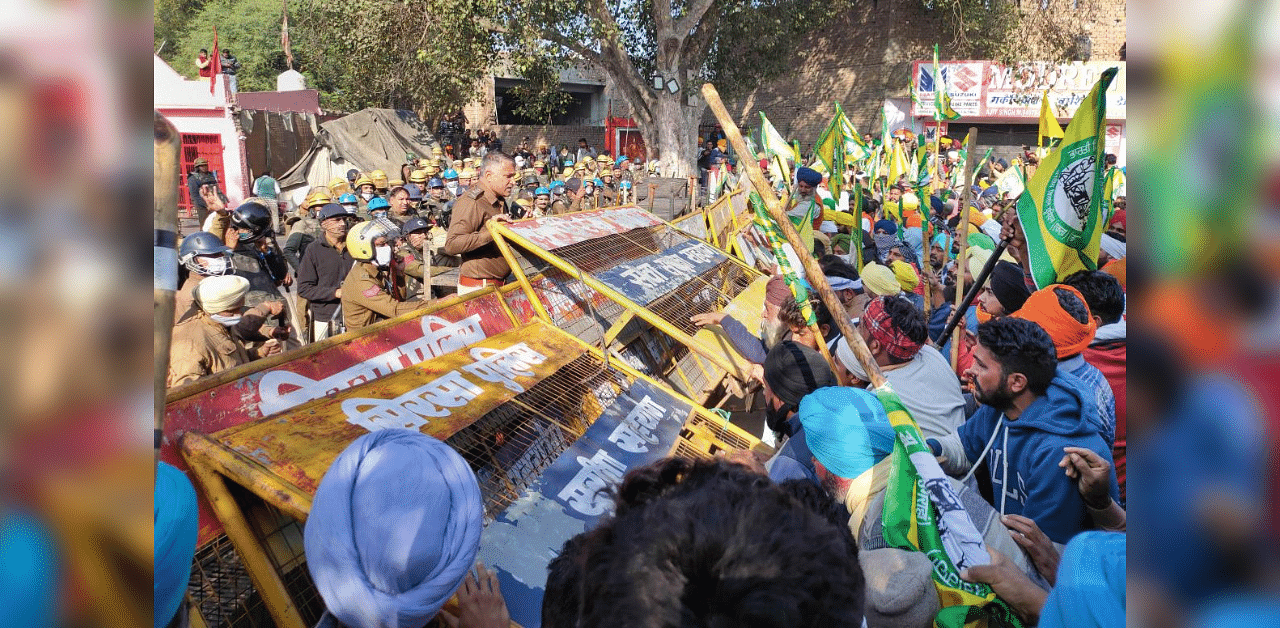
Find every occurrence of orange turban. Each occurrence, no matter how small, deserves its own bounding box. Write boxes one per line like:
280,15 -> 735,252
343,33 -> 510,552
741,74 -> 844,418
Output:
1012,284 -> 1097,358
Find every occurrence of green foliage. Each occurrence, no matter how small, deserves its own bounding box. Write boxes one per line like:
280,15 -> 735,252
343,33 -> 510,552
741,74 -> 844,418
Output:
924,0 -> 1086,65
173,0 -> 329,94
295,0 -> 501,116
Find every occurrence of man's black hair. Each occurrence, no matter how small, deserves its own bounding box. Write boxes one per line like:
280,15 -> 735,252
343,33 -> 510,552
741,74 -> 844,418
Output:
977,317 -> 1058,396
200,48 -> 208,53
879,295 -> 927,363
780,296 -> 834,335
1063,270 -> 1124,325
551,458 -> 864,627
1105,153 -> 1117,165
1052,286 -> 1090,325
819,255 -> 860,281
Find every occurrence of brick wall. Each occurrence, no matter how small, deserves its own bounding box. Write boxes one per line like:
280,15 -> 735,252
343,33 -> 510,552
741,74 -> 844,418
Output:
489,124 -> 606,152
705,0 -> 1125,148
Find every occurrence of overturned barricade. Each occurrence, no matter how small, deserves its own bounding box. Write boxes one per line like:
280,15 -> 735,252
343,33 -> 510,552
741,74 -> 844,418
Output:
490,204 -> 767,404
167,204 -> 779,627
177,315 -> 765,628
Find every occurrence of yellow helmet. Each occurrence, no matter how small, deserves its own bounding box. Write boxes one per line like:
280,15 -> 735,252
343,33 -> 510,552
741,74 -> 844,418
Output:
345,218 -> 401,261
460,167 -> 477,179
599,168 -> 614,177
424,164 -> 440,175
561,166 -> 574,177
432,146 -> 443,155
409,169 -> 428,184
389,179 -> 404,188
533,160 -> 545,168
304,188 -> 333,208
354,175 -> 374,189
596,154 -> 611,163
370,170 -> 389,189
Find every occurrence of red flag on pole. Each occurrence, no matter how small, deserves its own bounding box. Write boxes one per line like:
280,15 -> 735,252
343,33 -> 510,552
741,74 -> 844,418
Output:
210,26 -> 221,94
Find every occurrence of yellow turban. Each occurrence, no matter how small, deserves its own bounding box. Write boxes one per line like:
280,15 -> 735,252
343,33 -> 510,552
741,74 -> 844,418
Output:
861,262 -> 902,297
890,260 -> 919,292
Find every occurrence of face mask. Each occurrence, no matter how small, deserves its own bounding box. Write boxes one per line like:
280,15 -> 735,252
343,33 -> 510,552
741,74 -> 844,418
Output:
361,192 -> 374,201
374,245 -> 393,266
372,211 -> 388,220
196,255 -> 230,276
210,313 -> 242,327
446,182 -> 458,193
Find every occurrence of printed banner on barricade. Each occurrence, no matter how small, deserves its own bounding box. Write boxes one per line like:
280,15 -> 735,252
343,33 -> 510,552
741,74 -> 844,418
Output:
476,377 -> 692,628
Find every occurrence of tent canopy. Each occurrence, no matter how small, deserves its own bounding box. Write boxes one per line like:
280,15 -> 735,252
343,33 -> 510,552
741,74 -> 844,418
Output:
279,108 -> 441,189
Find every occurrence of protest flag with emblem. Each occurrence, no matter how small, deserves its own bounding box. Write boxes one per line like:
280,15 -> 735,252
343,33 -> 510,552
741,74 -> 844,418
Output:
1016,67 -> 1119,288
1038,90 -> 1064,146
877,386 -> 1024,628
933,44 -> 962,121
748,191 -> 816,325
837,103 -> 872,163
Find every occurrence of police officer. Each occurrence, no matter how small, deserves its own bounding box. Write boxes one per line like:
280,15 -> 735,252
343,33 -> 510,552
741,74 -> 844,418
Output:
532,187 -> 551,217
354,174 -> 377,209
548,181 -> 570,215
284,189 -> 331,268
186,157 -> 220,226
369,169 -> 390,197
366,196 -> 391,222
227,202 -> 292,330
442,168 -> 461,198
339,193 -> 359,216
168,275 -> 282,387
444,151 -> 515,295
387,184 -> 418,226
341,218 -> 425,330
397,216 -> 432,300
297,203 -> 358,341
598,168 -> 618,205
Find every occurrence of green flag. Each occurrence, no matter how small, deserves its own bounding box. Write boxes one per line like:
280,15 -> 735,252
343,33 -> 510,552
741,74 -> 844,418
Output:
749,192 -> 814,324
1016,67 -> 1118,288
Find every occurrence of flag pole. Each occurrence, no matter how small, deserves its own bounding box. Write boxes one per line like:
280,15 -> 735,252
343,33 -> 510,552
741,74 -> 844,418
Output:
949,129 -> 978,370
703,82 -> 879,386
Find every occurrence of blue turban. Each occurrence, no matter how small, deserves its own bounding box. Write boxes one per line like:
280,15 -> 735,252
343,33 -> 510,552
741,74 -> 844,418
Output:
931,232 -> 955,259
929,195 -> 946,218
155,462 -> 198,628
798,387 -> 896,480
305,429 -> 483,628
1038,531 -> 1126,628
797,167 -> 822,186
2,510 -> 59,628
874,219 -> 898,235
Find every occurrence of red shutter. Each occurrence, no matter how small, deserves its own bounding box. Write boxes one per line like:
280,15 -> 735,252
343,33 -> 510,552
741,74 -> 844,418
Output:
178,133 -> 226,217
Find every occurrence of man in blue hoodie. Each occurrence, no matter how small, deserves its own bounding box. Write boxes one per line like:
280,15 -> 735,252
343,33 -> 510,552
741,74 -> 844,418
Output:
931,317 -> 1118,545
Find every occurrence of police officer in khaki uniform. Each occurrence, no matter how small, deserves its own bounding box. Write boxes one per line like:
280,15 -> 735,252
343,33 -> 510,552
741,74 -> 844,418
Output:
397,216 -> 431,299
340,218 -> 426,331
168,275 -> 282,387
598,168 -> 618,206
443,151 -> 515,295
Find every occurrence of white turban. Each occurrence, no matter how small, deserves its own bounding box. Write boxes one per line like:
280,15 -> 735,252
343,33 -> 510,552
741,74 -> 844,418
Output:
195,275 -> 250,314
305,429 -> 483,628
1099,233 -> 1126,261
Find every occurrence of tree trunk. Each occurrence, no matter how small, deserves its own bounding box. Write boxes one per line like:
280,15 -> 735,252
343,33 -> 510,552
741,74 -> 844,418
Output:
642,91 -> 703,179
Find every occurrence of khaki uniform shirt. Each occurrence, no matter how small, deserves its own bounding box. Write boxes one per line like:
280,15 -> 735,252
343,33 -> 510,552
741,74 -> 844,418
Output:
168,313 -> 257,387
396,242 -> 427,299
443,186 -> 510,280
341,261 -> 424,331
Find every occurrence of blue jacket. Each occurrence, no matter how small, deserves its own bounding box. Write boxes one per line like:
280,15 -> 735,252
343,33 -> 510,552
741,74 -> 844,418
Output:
958,371 -> 1119,544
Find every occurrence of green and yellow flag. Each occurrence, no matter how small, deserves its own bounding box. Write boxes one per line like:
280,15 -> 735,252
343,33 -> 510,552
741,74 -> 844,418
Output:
933,44 -> 961,121
1016,67 -> 1118,289
1038,90 -> 1064,145
760,112 -> 793,188
749,191 -> 815,324
877,386 -> 1024,628
887,139 -> 910,187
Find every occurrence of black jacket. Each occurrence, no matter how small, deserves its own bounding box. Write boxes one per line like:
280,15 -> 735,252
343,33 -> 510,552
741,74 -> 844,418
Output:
297,237 -> 355,322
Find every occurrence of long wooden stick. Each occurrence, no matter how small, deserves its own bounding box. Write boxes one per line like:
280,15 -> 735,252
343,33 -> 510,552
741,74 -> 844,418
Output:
154,112 -> 181,465
702,83 -> 882,387
949,129 -> 978,370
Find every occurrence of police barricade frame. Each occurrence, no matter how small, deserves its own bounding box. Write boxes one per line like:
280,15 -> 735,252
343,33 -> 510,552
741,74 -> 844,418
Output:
179,317 -> 767,628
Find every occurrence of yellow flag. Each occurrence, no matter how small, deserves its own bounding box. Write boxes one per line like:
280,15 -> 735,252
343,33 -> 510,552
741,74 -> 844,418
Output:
1039,90 -> 1064,142
886,139 -> 909,186
1017,69 -> 1118,288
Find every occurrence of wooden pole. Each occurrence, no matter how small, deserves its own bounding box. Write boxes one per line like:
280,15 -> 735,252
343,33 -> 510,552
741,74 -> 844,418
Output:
154,112 -> 181,465
702,83 -> 883,387
949,129 -> 978,370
